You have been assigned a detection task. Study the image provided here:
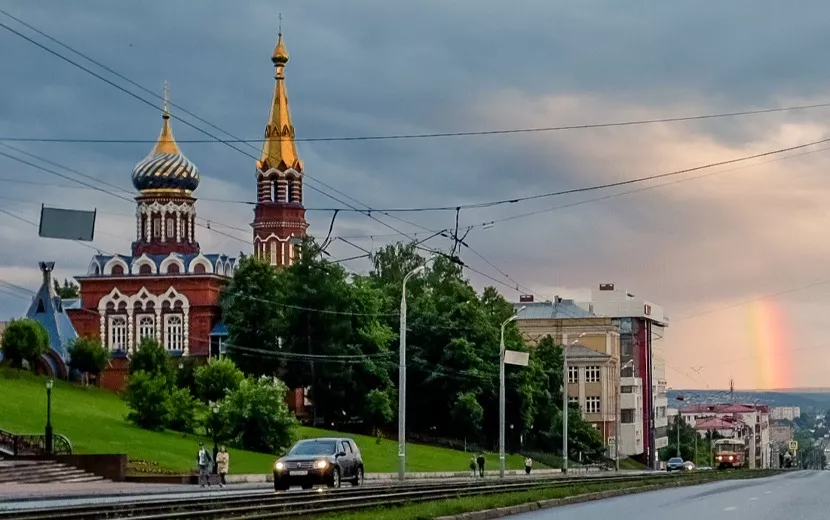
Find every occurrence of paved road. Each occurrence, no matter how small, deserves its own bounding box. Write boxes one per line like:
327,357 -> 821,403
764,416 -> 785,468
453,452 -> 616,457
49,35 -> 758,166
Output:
509,470 -> 827,520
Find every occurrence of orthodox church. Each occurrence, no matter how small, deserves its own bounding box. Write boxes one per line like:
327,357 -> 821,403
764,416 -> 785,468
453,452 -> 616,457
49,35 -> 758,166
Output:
42,32 -> 310,391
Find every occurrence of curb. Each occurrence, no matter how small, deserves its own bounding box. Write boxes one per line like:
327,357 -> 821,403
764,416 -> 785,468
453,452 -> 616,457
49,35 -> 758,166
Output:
433,476 -> 765,520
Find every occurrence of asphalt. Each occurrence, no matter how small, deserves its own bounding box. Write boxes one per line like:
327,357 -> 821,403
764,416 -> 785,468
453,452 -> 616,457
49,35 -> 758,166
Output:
508,470 -> 829,520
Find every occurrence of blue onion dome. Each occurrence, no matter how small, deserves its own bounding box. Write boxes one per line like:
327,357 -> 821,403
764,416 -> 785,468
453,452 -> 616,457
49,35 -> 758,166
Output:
131,109 -> 200,193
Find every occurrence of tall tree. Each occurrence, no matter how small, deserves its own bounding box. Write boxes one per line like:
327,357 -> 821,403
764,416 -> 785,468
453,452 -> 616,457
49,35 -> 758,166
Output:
67,336 -> 110,383
53,278 -> 79,299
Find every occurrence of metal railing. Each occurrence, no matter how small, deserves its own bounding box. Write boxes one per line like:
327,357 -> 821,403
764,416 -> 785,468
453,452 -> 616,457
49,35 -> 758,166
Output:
0,428 -> 72,457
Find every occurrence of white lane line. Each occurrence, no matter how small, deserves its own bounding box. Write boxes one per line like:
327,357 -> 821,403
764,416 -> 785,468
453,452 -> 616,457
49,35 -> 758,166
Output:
749,497 -> 758,501
724,506 -> 737,511
764,491 -> 771,494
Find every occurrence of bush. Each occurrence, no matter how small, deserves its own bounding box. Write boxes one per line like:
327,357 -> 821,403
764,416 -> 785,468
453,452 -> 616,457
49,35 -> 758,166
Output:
173,356 -> 200,395
364,388 -> 395,432
124,370 -> 169,430
0,319 -> 49,369
68,337 -> 110,378
219,375 -> 298,453
194,357 -> 244,403
129,338 -> 172,378
451,392 -> 484,440
165,387 -> 198,434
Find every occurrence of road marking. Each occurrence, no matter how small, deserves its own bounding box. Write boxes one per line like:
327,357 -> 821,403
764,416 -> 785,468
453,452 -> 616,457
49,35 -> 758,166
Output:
724,506 -> 737,511
764,491 -> 771,494
749,497 -> 758,501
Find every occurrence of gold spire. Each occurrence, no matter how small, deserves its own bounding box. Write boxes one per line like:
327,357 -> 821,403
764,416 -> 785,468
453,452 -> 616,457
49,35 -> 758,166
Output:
153,81 -> 180,155
258,27 -> 302,173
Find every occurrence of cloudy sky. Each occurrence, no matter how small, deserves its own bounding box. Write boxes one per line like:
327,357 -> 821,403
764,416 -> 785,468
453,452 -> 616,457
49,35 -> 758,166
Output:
2,0 -> 830,390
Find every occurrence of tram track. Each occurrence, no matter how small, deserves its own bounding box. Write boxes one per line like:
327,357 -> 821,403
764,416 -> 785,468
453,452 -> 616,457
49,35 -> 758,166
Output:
0,473 -> 679,520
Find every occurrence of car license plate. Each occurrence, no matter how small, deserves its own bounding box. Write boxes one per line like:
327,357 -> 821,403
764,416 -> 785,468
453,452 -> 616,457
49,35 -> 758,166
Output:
289,470 -> 308,476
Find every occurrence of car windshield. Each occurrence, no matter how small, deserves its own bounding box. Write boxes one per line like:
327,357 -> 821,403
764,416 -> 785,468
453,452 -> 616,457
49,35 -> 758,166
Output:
669,458 -> 683,463
289,441 -> 337,456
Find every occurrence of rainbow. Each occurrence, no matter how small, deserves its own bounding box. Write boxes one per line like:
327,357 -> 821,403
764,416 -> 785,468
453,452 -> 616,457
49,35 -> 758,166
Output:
747,300 -> 790,390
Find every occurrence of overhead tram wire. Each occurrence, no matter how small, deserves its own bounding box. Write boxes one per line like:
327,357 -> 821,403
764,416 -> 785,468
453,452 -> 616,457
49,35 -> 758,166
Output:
0,18 -> 442,250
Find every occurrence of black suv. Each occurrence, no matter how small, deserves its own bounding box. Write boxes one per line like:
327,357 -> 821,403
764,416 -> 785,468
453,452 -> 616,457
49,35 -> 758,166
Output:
273,437 -> 365,491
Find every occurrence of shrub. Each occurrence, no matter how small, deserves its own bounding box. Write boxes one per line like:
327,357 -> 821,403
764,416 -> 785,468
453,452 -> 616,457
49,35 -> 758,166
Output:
165,387 -> 198,434
129,338 -> 172,378
194,357 -> 243,403
0,319 -> 49,369
68,337 -> 110,379
219,376 -> 298,453
124,370 -> 169,430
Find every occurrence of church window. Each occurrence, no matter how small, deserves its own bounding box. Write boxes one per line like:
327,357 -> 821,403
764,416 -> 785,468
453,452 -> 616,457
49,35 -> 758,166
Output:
165,314 -> 184,351
137,315 -> 155,342
270,180 -> 276,202
36,299 -> 45,313
287,181 -> 295,203
194,263 -> 206,274
167,263 -> 180,274
111,264 -> 124,275
166,217 -> 175,238
153,217 -> 161,238
270,241 -> 277,266
139,263 -> 152,275
109,315 -> 127,352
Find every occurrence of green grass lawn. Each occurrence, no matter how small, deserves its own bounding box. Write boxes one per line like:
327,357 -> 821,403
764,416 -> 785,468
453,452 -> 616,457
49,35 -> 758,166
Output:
0,369 -> 532,474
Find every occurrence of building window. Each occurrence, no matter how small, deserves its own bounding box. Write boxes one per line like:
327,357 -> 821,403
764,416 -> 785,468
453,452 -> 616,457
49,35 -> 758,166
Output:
111,264 -> 124,276
621,409 -> 635,423
167,263 -> 180,274
165,314 -> 184,351
621,385 -> 633,394
194,263 -> 206,274
153,217 -> 161,238
109,315 -> 127,351
137,315 -> 155,343
586,397 -> 601,414
166,217 -> 175,238
585,366 -> 601,383
568,366 -> 579,383
270,241 -> 277,266
568,397 -> 579,406
139,263 -> 152,275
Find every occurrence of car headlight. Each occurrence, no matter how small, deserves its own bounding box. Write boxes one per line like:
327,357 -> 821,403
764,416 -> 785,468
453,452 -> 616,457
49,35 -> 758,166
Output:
314,460 -> 328,469
275,461 -> 285,471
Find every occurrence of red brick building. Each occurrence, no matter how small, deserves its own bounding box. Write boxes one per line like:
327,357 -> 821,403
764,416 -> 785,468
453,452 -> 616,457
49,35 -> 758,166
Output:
67,92 -> 235,391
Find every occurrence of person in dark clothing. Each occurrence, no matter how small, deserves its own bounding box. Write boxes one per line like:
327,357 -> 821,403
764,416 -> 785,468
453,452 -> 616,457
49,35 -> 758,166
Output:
524,457 -> 533,475
476,453 -> 485,478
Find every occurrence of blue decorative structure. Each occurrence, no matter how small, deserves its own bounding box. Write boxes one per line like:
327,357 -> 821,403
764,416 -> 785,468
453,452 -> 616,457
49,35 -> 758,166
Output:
26,262 -> 78,378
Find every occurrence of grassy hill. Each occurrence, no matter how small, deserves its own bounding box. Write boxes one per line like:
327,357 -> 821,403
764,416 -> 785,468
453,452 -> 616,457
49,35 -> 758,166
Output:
0,369 -> 533,474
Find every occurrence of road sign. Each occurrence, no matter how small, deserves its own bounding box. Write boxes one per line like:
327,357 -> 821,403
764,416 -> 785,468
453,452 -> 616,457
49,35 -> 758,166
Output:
789,440 -> 798,451
504,350 -> 529,366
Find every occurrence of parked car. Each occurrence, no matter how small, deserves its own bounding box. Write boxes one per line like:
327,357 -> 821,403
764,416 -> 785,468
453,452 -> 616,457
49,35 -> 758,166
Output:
666,457 -> 685,472
273,438 -> 365,491
683,461 -> 696,471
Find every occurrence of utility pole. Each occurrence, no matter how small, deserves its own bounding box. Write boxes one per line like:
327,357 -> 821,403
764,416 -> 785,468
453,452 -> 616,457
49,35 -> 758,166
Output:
563,333 -> 586,474
499,308 -> 524,479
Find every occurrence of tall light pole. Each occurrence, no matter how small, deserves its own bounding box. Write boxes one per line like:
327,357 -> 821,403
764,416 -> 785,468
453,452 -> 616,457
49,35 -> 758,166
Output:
499,306 -> 525,478
398,257 -> 434,481
45,379 -> 53,455
615,359 -> 634,471
563,333 -> 586,474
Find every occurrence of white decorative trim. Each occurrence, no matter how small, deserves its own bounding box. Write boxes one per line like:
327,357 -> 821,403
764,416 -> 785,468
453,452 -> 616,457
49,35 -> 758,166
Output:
253,233 -> 294,244
98,287 -> 190,352
188,253 -> 214,274
131,254 -> 157,275
88,258 -> 103,276
103,256 -> 130,276
260,166 -> 303,179
159,254 -> 186,274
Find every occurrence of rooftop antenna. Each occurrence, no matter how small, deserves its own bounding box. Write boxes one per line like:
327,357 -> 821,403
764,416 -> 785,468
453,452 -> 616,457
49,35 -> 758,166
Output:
729,378 -> 734,402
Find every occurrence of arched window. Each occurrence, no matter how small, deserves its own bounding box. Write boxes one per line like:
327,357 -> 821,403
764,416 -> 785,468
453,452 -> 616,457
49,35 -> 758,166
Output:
287,181 -> 295,203
109,315 -> 127,351
270,180 -> 276,202
137,315 -> 155,342
139,264 -> 152,275
153,217 -> 161,238
167,263 -> 180,274
194,263 -> 206,274
93,265 -> 100,275
164,314 -> 183,351
111,264 -> 124,276
166,217 -> 175,238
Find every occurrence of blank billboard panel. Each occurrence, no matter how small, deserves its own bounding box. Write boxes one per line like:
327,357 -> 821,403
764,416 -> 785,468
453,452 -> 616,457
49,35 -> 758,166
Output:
38,205 -> 97,241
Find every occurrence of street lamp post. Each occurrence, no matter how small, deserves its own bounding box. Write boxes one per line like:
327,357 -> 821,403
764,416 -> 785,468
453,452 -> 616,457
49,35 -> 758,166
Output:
45,380 -> 53,455
499,307 -> 525,478
562,333 -> 586,474
211,404 -> 220,475
398,257 -> 435,481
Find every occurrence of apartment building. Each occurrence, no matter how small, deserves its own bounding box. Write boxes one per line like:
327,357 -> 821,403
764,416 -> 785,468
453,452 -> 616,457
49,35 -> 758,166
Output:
679,404 -> 771,469
565,343 -> 619,455
770,407 -> 801,421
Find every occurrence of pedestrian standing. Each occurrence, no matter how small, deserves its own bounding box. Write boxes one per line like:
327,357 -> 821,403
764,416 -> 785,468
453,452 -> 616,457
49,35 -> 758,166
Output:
469,457 -> 477,477
197,442 -> 213,488
216,446 -> 229,488
476,453 -> 485,478
524,457 -> 533,475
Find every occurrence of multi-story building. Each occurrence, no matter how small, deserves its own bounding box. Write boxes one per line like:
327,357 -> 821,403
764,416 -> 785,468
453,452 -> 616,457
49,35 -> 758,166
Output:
576,284 -> 669,469
769,423 -> 795,446
770,407 -> 801,421
679,404 -> 771,469
514,299 -> 621,456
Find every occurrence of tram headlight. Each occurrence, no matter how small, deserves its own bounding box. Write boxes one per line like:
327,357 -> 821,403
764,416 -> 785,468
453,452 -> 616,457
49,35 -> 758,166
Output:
728,456 -> 734,461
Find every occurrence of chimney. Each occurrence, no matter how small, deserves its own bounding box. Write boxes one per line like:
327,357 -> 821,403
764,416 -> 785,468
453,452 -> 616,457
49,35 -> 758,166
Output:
39,261 -> 55,286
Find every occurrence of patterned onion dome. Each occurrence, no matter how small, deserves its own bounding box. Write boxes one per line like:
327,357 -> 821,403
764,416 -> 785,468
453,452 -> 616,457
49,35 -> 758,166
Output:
131,111 -> 200,192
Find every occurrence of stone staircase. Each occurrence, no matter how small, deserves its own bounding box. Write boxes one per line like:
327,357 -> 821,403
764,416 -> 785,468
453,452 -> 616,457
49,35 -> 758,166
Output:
0,459 -> 107,484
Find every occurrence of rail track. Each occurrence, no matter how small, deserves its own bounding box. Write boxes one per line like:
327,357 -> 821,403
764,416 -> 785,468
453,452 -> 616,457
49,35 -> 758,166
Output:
0,473 -> 683,520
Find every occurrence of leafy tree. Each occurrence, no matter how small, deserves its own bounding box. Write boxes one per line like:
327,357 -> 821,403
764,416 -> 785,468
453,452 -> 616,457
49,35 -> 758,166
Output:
53,278 -> 79,299
0,318 -> 49,369
124,370 -> 169,430
194,357 -> 244,403
129,338 -> 172,378
219,376 -> 298,453
164,387 -> 198,433
67,336 -> 110,380
173,356 -> 200,395
222,255 -> 287,376
364,388 -> 395,433
451,392 -> 485,440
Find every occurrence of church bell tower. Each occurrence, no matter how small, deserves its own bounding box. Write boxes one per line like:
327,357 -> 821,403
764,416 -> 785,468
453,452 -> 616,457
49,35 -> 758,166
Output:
251,30 -> 308,266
